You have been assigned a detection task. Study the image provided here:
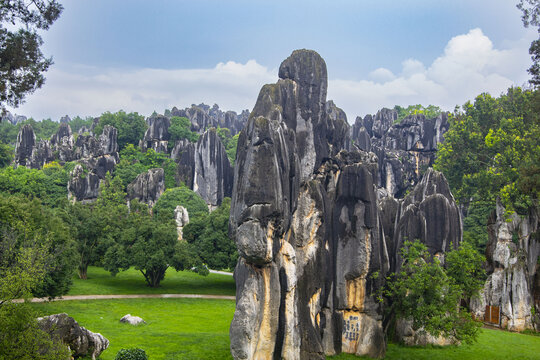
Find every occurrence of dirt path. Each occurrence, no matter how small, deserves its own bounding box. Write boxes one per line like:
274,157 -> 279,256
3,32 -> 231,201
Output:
21,293 -> 235,303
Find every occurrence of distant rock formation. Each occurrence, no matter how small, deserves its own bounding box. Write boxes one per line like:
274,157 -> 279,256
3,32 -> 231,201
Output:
68,125 -> 119,202
471,200 -> 540,332
38,313 -> 109,360
141,115 -> 170,153
60,115 -> 71,123
1,110 -> 26,124
127,168 -> 165,208
50,123 -> 75,162
177,128 -> 233,209
14,124 -> 36,167
352,110 -> 449,198
171,103 -> 249,135
229,49 -> 386,359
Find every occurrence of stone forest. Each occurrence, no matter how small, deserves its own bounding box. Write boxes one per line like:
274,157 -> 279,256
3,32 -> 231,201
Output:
1,2 -> 540,360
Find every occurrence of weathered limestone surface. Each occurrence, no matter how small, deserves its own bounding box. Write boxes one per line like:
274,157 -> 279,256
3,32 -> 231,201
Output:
177,128 -> 233,209
141,115 -> 170,153
68,125 -> 119,202
127,168 -> 165,208
38,313 -> 109,360
171,103 -> 249,135
352,111 -> 449,198
174,205 -> 189,241
230,50 -> 387,360
14,124 -> 36,167
471,200 -> 540,331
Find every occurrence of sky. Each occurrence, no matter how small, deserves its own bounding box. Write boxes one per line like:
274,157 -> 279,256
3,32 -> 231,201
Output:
7,0 -> 538,123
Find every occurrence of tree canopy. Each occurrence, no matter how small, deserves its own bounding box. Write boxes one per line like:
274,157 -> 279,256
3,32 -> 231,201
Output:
0,0 -> 63,112
94,111 -> 147,151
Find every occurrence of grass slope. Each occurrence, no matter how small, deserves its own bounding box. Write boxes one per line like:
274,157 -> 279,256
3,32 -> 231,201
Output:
331,328 -> 540,360
32,298 -> 235,360
68,266 -> 235,296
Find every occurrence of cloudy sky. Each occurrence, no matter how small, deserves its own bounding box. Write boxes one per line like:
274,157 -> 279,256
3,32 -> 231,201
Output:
8,0 -> 537,123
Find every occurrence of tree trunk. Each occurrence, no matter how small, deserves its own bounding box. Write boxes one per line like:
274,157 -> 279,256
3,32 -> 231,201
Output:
78,263 -> 88,280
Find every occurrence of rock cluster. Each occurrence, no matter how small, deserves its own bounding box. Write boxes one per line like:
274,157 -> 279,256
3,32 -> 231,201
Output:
127,168 -> 165,208
38,313 -> 109,360
352,110 -> 449,198
230,50 -> 386,359
471,200 -> 540,331
171,103 -> 249,135
141,114 -> 171,153
176,128 -> 233,209
229,49 -> 463,359
1,110 -> 26,124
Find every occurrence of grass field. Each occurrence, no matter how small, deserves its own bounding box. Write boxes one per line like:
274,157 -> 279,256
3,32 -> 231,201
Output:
67,266 -> 235,296
330,328 -> 540,360
32,298 -> 235,360
32,297 -> 540,360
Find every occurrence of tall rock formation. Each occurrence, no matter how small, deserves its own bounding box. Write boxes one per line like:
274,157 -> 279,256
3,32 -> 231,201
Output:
352,110 -> 449,198
14,124 -> 36,167
229,50 -> 386,359
471,201 -> 540,331
177,128 -> 233,209
127,168 -> 165,208
171,103 -> 249,135
68,125 -> 119,202
141,115 -> 170,153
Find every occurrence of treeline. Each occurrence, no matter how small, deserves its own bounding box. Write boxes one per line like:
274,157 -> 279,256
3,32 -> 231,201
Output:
434,87 -> 540,251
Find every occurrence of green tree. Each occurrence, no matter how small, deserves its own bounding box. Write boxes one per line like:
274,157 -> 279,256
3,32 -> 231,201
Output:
393,104 -> 442,122
94,111 -> 147,151
0,0 -> 63,113
0,142 -> 13,167
153,186 -> 208,221
383,240 -> 481,344
103,200 -> 203,287
216,127 -> 239,164
0,193 -> 76,298
68,115 -> 94,134
168,116 -> 198,149
446,242 -> 486,310
518,0 -> 540,86
183,198 -> 237,270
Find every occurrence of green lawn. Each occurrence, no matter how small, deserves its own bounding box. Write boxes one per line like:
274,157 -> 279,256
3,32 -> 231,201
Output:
32,297 -> 540,360
67,266 -> 235,296
32,298 -> 235,360
330,328 -> 540,360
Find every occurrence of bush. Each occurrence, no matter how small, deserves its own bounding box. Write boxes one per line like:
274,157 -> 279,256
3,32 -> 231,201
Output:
115,348 -> 148,360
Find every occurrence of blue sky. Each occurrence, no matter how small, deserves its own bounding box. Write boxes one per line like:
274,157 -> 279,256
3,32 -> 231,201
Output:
9,0 -> 537,122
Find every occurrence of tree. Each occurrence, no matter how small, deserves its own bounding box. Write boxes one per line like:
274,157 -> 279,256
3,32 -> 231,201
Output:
393,104 -> 442,123
168,116 -> 199,149
445,242 -> 486,310
153,186 -> 208,221
0,142 -> 13,167
382,240 -> 481,344
0,0 -> 63,114
518,0 -> 540,86
94,111 -> 147,150
183,198 -> 238,270
103,200 -> 204,287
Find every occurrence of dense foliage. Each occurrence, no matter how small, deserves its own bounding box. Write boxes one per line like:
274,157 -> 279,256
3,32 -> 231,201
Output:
153,186 -> 209,221
393,104 -> 442,122
115,144 -> 178,189
183,198 -> 238,270
115,348 -> 149,360
0,0 -> 63,111
0,117 -> 60,144
94,111 -> 147,151
434,88 -> 540,218
0,194 -> 76,298
168,116 -> 199,148
383,240 -> 483,344
216,127 -> 239,164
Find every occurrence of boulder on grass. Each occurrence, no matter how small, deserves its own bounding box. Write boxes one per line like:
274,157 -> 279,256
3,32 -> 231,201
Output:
120,314 -> 146,325
38,313 -> 109,360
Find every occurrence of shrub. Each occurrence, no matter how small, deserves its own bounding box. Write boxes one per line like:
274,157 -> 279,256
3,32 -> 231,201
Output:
115,348 -> 148,360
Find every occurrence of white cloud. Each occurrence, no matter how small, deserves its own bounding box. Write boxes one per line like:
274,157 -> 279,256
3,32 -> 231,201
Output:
10,61 -> 277,120
368,68 -> 396,82
9,28 -> 537,123
328,28 -> 537,121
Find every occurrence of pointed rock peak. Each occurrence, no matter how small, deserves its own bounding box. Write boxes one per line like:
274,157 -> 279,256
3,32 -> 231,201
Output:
278,49 -> 327,90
